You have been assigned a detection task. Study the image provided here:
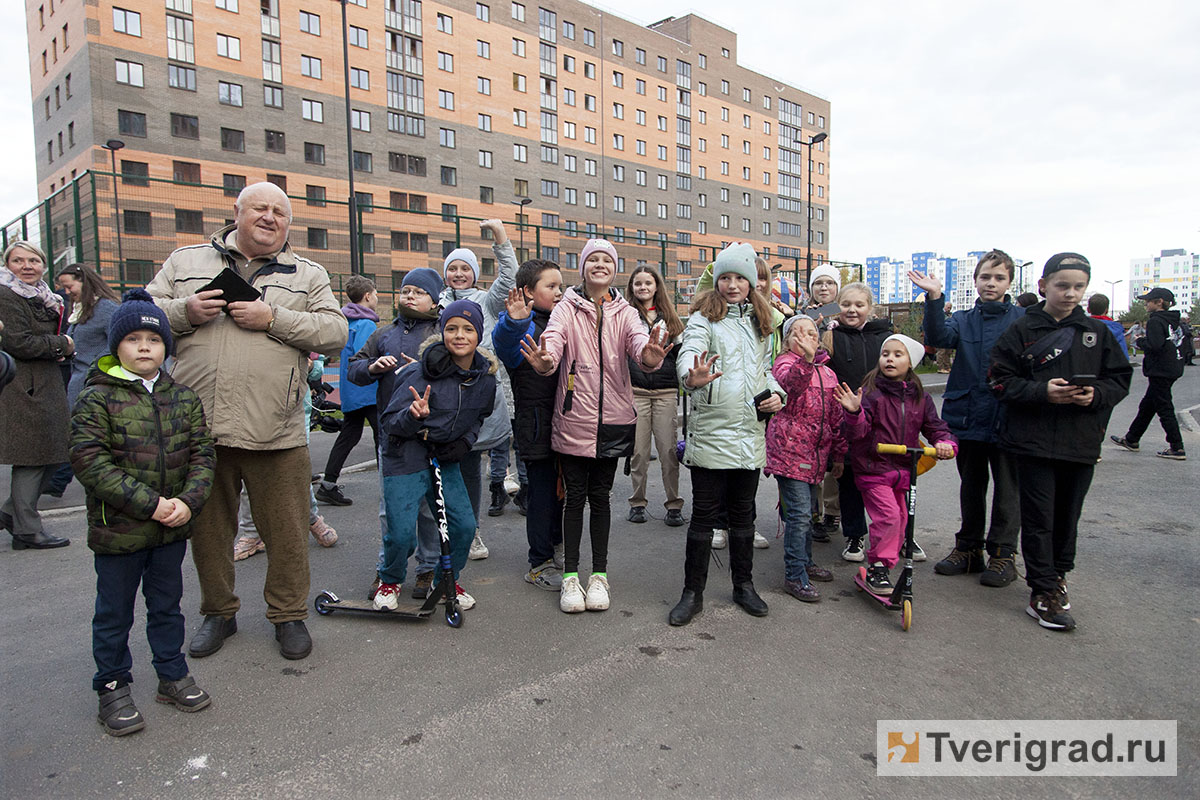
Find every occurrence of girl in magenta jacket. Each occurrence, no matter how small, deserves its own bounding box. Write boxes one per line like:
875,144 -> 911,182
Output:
522,239 -> 671,614
834,334 -> 957,597
765,315 -> 847,603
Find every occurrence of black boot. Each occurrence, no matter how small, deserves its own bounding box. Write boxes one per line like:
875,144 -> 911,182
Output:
730,532 -> 768,617
668,534 -> 711,626
487,481 -> 509,516
513,483 -> 529,516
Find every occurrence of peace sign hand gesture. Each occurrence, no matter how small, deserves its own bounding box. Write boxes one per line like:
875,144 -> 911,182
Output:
685,351 -> 722,389
408,385 -> 432,419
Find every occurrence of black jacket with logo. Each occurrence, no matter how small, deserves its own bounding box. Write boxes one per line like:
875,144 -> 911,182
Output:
989,303 -> 1132,464
1137,309 -> 1185,379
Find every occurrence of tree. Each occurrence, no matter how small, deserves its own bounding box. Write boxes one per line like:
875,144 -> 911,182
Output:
1188,298 -> 1200,326
1119,300 -> 1148,325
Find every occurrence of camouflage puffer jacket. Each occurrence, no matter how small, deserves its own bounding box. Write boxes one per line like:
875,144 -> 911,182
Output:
70,356 -> 216,555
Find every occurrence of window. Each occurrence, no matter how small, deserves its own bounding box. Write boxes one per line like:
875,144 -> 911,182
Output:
121,160 -> 150,186
541,179 -> 559,198
584,158 -> 597,176
217,33 -> 240,60
585,191 -> 597,208
223,173 -> 246,197
351,68 -> 369,89
167,65 -> 196,90
411,234 -> 429,252
635,138 -> 646,155
439,128 -> 455,148
516,179 -> 530,197
307,228 -> 328,250
585,94 -> 596,111
124,210 -> 152,236
635,199 -> 646,216
584,62 -> 595,79
612,39 -> 624,57
612,133 -> 624,149
479,150 -> 493,168
657,145 -> 667,160
743,114 -> 751,128
477,77 -> 491,95
477,40 -> 490,58
302,99 -> 324,122
658,86 -> 667,102
584,126 -> 596,144
299,10 -> 320,35
476,2 -> 490,21
115,59 -> 144,87
613,196 -> 625,213
167,15 -> 195,63
437,13 -> 452,33
438,90 -> 454,110
563,187 -> 576,204
512,38 -> 525,57
175,209 -> 204,234
305,142 -> 326,164
513,109 -> 527,127
513,73 -> 527,92
583,28 -> 595,47
440,204 -> 457,222
349,25 -> 368,48
819,115 -> 826,129
478,113 -> 492,131
743,140 -> 751,155
513,143 -> 527,162
613,71 -> 623,88
221,128 -> 245,152
511,2 -> 525,22
562,121 -> 576,139
698,109 -> 706,124
612,164 -> 625,181
263,85 -> 284,108
113,8 -> 141,37
657,204 -> 668,219
170,113 -> 199,139
563,54 -> 575,72
438,51 -> 454,71
262,39 -> 281,81
218,81 -> 243,106
720,214 -> 729,229
265,129 -> 286,153
563,154 -> 576,171
351,109 -> 370,130
440,166 -> 457,185
562,20 -> 575,39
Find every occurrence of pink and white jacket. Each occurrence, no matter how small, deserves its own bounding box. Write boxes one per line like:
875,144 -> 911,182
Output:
765,350 -> 847,483
540,286 -> 658,458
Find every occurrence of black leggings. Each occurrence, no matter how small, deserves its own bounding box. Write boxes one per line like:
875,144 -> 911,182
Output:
322,406 -> 380,483
558,454 -> 618,574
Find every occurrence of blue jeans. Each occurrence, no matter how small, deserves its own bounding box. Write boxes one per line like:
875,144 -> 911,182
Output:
776,476 -> 816,584
92,540 -> 188,691
488,436 -> 528,484
380,464 -> 476,585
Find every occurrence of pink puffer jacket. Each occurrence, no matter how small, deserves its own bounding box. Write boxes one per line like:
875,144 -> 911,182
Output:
540,287 -> 655,458
764,350 -> 847,483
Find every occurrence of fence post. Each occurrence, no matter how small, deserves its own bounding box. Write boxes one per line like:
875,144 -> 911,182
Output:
42,198 -> 53,272
72,178 -> 84,263
534,225 -> 541,259
90,171 -> 101,272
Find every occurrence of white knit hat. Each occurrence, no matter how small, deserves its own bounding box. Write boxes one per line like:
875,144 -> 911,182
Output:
882,333 -> 925,369
808,264 -> 841,290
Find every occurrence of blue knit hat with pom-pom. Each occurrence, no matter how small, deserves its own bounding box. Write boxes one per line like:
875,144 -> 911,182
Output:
108,288 -> 174,356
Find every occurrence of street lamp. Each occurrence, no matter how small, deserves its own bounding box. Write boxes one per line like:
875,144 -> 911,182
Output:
339,0 -> 361,275
1018,261 -> 1033,294
511,197 -> 532,259
1106,279 -> 1125,310
102,139 -> 125,283
794,132 -> 828,282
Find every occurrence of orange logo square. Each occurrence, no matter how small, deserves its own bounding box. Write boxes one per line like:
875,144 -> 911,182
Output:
887,732 -> 920,763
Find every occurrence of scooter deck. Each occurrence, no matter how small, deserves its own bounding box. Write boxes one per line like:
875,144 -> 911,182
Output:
853,568 -> 903,610
314,590 -> 437,619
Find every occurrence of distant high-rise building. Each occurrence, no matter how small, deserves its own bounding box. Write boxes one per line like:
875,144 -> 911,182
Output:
1129,249 -> 1199,310
867,250 -> 1026,310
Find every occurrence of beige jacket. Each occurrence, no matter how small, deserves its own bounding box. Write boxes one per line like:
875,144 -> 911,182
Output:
146,225 -> 348,450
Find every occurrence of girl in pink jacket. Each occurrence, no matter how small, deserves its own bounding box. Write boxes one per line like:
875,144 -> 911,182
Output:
765,315 -> 847,603
522,239 -> 671,614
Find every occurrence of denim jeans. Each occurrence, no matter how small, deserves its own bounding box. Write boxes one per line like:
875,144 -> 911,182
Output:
488,437 -> 528,485
380,463 -> 476,586
776,476 -> 815,584
92,540 -> 188,691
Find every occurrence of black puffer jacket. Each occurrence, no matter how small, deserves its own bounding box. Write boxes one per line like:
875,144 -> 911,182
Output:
628,312 -> 679,392
989,303 -> 1132,464
824,318 -> 894,389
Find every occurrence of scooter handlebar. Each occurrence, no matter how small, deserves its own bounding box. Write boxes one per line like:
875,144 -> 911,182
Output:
877,443 -> 937,456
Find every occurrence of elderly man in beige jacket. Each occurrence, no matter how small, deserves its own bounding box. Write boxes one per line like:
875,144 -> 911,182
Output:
148,182 -> 347,660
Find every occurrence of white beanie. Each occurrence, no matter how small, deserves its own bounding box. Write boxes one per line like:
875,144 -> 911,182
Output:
443,248 -> 480,282
882,333 -> 925,369
713,243 -> 758,286
808,263 -> 841,290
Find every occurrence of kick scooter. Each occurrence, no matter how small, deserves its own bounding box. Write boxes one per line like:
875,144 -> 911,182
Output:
315,454 -> 463,628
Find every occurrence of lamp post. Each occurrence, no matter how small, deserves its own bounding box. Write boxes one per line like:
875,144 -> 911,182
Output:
340,0 -> 361,275
1106,278 -> 1125,310
102,139 -> 125,284
511,197 -> 532,259
1018,260 -> 1033,295
794,132 -> 828,282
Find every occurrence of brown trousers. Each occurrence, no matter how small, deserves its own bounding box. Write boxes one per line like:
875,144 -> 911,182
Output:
191,446 -> 311,623
629,388 -> 684,511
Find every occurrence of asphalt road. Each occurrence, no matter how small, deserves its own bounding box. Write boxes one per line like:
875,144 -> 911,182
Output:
1,368 -> 1196,799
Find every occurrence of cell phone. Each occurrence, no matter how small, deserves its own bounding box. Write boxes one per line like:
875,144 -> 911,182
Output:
1069,374 -> 1097,387
753,389 -> 775,421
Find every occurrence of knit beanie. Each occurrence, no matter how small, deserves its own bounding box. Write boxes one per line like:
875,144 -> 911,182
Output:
1042,252 -> 1091,278
401,267 -> 444,301
439,298 -> 485,341
579,239 -> 619,279
442,248 -> 480,282
808,264 -> 842,290
882,333 -> 924,370
781,313 -> 816,342
713,243 -> 758,287
108,288 -> 174,356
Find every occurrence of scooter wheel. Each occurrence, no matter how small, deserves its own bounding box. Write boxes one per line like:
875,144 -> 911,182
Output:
315,592 -> 335,616
901,599 -> 913,631
445,609 -> 463,628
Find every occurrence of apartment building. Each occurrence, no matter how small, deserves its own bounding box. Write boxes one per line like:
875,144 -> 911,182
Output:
26,0 -> 831,287
1129,249 -> 1199,311
867,251 -> 1028,310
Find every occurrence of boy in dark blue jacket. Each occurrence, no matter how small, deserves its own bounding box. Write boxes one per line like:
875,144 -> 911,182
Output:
910,249 -> 1024,586
374,300 -> 497,610
492,260 -> 566,589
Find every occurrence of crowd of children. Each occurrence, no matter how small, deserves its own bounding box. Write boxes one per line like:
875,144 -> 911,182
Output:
63,233 -> 1165,736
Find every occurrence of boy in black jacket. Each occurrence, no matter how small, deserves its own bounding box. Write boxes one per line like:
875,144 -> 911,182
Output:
990,253 -> 1131,631
1110,287 -> 1187,460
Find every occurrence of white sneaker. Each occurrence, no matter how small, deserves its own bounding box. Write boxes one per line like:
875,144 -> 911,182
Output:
373,582 -> 400,611
585,574 -> 610,611
753,531 -> 770,549
455,583 -> 476,610
711,529 -> 728,549
552,542 -> 565,570
842,536 -> 866,563
559,575 -> 586,613
503,473 -> 521,495
910,540 -> 927,562
469,533 -> 489,560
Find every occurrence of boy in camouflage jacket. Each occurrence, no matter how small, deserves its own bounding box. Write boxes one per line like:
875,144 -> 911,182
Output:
70,290 -> 216,736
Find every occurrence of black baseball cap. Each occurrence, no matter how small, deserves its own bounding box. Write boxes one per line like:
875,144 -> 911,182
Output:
1042,252 -> 1091,277
1136,287 -> 1175,305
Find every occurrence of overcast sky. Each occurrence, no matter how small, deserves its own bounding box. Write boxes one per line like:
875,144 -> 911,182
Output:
3,0 -> 1196,308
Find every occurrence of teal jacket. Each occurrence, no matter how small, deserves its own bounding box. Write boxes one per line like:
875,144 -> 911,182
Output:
70,356 -> 215,555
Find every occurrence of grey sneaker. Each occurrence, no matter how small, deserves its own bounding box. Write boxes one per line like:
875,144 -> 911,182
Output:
1110,435 -> 1139,452
1156,448 -> 1186,460
525,560 -> 563,590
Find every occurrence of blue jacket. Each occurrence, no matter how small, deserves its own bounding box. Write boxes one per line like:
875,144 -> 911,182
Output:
493,307 -> 558,460
338,306 -> 380,412
378,339 -> 497,476
1090,316 -> 1127,357
923,294 -> 1023,442
347,312 -> 439,411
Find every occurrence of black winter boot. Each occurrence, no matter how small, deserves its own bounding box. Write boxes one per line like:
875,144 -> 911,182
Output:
513,483 -> 529,515
730,532 -> 768,617
669,534 -> 712,626
487,481 -> 509,516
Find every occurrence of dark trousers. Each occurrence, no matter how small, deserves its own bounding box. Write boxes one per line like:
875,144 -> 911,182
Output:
1125,376 -> 1183,450
322,405 -> 380,483
92,540 -> 188,691
1015,455 -> 1094,595
687,467 -> 760,588
558,454 -> 618,574
837,463 -> 869,541
524,457 -> 563,568
954,439 -> 1020,557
